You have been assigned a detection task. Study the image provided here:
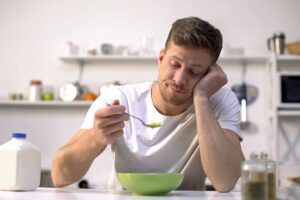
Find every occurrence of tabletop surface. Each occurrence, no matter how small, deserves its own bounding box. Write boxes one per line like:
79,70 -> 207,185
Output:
0,187 -> 299,200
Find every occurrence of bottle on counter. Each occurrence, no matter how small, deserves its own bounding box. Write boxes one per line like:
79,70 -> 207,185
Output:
241,152 -> 268,200
28,80 -> 42,101
0,133 -> 41,191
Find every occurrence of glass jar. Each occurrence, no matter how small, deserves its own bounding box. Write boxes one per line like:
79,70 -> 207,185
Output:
260,152 -> 277,200
241,153 -> 268,200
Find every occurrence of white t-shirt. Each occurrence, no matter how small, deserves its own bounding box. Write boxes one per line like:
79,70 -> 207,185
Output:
81,82 -> 241,190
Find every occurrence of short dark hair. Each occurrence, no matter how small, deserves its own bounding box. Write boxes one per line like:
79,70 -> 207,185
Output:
165,17 -> 223,64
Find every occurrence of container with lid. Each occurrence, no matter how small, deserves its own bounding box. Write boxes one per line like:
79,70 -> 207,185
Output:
0,133 -> 41,191
259,152 -> 277,200
241,152 -> 268,200
267,32 -> 285,54
28,80 -> 42,101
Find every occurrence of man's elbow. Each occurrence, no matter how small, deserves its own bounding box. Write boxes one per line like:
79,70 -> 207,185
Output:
213,183 -> 235,193
51,171 -> 67,188
51,166 -> 74,188
212,176 -> 239,192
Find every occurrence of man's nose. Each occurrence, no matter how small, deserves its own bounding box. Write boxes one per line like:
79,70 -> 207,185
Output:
174,68 -> 187,86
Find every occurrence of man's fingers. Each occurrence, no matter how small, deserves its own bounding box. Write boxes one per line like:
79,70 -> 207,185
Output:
101,121 -> 126,136
95,114 -> 128,128
95,105 -> 126,118
111,99 -> 120,105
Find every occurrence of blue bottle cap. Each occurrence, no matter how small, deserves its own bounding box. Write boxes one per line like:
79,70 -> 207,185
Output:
12,133 -> 27,139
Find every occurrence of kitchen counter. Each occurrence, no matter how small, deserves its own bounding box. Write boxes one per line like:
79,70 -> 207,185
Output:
0,187 -> 239,200
0,187 -> 299,200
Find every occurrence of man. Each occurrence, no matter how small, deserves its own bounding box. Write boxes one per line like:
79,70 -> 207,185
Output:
52,16 -> 244,192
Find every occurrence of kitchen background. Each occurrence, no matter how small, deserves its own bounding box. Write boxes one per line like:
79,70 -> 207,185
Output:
1,0 -> 300,188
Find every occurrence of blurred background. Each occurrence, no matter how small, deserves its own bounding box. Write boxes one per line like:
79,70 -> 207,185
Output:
1,0 -> 300,189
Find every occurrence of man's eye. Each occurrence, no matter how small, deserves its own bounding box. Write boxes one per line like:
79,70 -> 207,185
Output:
170,63 -> 180,68
189,70 -> 199,76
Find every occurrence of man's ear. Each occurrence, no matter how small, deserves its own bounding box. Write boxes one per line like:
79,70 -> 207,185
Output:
158,48 -> 165,65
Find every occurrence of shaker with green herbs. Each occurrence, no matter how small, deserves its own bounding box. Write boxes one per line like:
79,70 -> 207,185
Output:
259,152 -> 276,200
241,152 -> 268,200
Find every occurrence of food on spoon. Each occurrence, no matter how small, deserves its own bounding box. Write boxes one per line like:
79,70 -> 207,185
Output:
148,122 -> 162,128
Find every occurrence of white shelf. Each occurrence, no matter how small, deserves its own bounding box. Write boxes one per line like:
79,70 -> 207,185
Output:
59,55 -> 157,62
276,54 -> 300,61
220,55 -> 268,63
0,100 -> 92,107
60,55 -> 268,63
278,110 -> 300,117
278,104 -> 300,110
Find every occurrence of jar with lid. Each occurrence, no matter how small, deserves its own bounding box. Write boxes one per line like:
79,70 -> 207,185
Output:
241,152 -> 268,200
259,152 -> 276,200
28,80 -> 42,101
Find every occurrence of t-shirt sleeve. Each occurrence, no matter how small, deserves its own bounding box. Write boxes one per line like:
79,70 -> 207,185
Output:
210,87 -> 242,141
80,95 -> 105,129
80,86 -> 124,129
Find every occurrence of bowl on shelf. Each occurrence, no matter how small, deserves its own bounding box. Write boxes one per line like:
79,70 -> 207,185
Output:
286,41 -> 300,55
117,172 -> 184,196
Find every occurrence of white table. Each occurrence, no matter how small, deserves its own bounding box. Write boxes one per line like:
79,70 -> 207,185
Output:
0,187 -> 240,200
0,187 -> 299,200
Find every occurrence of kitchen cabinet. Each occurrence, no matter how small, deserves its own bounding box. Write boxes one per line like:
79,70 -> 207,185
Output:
268,54 -> 300,186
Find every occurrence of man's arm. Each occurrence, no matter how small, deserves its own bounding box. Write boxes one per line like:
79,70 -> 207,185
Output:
51,129 -> 105,187
51,100 -> 128,187
194,95 -> 244,192
193,64 -> 245,192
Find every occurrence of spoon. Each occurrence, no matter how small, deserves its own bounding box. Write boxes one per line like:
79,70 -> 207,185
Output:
105,103 -> 162,129
124,113 -> 162,128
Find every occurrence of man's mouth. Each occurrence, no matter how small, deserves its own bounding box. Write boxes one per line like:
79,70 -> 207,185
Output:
168,84 -> 186,94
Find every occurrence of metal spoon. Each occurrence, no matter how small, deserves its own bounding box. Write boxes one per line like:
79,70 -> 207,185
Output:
106,103 -> 162,128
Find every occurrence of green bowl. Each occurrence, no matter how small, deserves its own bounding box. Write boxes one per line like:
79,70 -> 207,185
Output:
117,173 -> 184,196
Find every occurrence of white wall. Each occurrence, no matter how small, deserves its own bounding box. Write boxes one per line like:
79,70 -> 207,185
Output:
1,0 -> 300,96
1,0 -> 300,188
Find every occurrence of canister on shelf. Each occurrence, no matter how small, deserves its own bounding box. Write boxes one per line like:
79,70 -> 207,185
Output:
241,152 -> 268,200
28,80 -> 42,101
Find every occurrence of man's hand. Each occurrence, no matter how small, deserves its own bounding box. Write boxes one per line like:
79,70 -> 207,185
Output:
193,64 -> 228,99
92,99 -> 129,146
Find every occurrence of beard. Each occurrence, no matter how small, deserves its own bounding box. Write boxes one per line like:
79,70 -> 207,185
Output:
158,80 -> 192,106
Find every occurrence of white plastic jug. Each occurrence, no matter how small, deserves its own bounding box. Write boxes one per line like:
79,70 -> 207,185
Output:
0,133 -> 41,191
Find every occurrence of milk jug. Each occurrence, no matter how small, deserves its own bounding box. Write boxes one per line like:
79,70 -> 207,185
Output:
0,133 -> 41,191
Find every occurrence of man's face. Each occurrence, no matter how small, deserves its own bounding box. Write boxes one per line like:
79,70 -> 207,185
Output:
157,42 -> 213,106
